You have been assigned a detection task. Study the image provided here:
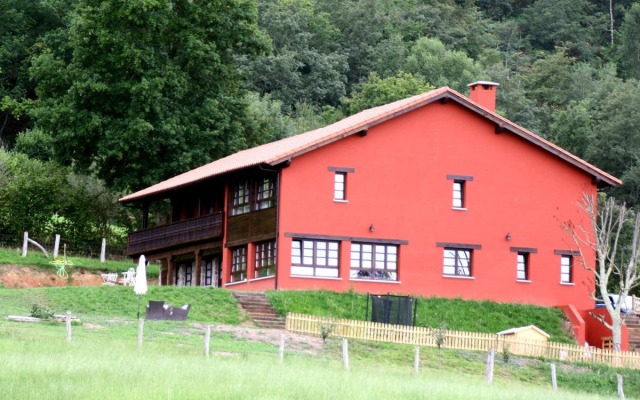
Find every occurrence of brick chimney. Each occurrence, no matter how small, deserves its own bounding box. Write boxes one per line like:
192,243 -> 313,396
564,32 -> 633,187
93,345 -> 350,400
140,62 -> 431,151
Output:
467,81 -> 499,112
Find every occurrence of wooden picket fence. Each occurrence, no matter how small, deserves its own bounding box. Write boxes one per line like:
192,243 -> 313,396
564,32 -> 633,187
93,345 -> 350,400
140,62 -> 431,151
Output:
286,313 -> 640,370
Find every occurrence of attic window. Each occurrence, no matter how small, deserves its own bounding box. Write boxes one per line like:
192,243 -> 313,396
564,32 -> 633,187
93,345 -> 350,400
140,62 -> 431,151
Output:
329,167 -> 355,202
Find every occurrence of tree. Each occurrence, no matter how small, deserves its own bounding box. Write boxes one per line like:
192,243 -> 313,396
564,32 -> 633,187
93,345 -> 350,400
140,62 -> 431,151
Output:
0,0 -> 70,148
404,37 -> 486,92
616,3 -> 640,80
341,72 -> 433,115
28,0 -> 268,192
563,194 -> 640,350
243,0 -> 348,109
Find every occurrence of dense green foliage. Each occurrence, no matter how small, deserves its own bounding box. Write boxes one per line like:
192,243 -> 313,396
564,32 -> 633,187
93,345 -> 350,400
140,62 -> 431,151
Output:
0,150 -> 131,253
2,0 -> 640,252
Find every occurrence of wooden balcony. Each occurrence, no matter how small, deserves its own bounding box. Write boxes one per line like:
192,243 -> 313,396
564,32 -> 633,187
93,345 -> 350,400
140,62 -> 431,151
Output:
127,212 -> 223,256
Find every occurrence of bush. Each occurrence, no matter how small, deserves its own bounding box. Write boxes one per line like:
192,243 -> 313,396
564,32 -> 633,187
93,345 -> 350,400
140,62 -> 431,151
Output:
30,303 -> 55,319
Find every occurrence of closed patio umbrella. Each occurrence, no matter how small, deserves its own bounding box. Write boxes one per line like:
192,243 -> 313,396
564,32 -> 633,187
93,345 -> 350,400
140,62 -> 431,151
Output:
134,255 -> 148,319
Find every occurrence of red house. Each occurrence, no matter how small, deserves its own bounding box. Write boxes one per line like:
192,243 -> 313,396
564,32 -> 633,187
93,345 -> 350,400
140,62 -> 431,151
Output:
120,82 -> 620,320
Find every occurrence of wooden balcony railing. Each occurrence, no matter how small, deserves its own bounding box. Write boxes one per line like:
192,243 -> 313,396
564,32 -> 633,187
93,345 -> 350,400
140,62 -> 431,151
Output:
127,212 -> 223,256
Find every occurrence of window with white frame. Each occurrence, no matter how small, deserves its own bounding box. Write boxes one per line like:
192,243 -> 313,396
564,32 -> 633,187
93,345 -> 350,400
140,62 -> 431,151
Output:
230,246 -> 247,282
255,177 -> 276,210
255,241 -> 276,278
517,252 -> 529,281
291,239 -> 339,277
560,255 -> 573,283
231,181 -> 250,215
443,248 -> 472,277
334,172 -> 346,200
452,180 -> 465,208
350,243 -> 398,280
447,175 -> 472,209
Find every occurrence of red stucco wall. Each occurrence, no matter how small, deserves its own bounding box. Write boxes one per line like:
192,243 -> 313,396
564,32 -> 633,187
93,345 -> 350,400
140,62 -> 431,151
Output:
275,100 -> 596,310
582,308 -> 629,350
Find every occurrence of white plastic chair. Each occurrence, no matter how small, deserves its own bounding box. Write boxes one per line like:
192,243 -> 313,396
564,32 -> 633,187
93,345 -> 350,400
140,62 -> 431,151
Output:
122,268 -> 136,286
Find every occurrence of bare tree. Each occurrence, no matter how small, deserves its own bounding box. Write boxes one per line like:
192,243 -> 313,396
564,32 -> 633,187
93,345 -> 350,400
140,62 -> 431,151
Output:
563,193 -> 640,350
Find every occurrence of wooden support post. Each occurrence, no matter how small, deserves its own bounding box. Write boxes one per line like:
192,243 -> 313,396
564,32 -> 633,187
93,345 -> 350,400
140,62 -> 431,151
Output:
195,251 -> 202,286
485,348 -> 494,383
204,325 -> 211,358
66,310 -> 72,343
22,232 -> 28,257
138,319 -> 144,349
342,338 -> 349,370
53,234 -> 60,258
550,363 -> 558,391
279,334 -> 285,363
617,374 -> 625,399
414,346 -> 420,375
100,238 -> 106,263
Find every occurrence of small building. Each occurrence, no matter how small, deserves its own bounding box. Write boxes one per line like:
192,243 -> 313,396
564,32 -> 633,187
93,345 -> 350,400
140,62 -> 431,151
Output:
497,325 -> 550,356
497,325 -> 550,343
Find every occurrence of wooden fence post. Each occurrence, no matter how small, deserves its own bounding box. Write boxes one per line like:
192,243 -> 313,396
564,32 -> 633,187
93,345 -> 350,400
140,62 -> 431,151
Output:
485,348 -> 494,383
414,346 -> 420,375
100,238 -> 106,263
138,319 -> 144,349
54,234 -> 60,258
617,374 -> 625,399
204,325 -> 211,358
66,310 -> 72,343
550,363 -> 558,391
342,338 -> 349,370
279,334 -> 285,363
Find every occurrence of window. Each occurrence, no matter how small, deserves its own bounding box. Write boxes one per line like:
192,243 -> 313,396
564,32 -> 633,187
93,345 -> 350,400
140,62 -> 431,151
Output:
255,177 -> 276,210
231,181 -> 250,215
202,259 -> 214,287
350,243 -> 398,280
443,248 -> 472,277
447,175 -> 472,209
291,239 -> 339,277
560,255 -> 573,284
334,172 -> 346,200
516,253 -> 529,281
255,241 -> 276,278
230,246 -> 247,282
452,180 -> 465,208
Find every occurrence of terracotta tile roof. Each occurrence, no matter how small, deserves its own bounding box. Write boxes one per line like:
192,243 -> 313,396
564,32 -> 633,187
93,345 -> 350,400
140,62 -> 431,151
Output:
120,87 -> 621,203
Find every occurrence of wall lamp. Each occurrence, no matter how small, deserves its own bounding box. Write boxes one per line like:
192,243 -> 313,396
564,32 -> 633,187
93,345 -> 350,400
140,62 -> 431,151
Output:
506,232 -> 512,241
369,224 -> 375,233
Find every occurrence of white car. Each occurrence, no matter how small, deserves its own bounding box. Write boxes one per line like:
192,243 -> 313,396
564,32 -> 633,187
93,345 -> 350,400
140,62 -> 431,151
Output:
595,294 -> 633,313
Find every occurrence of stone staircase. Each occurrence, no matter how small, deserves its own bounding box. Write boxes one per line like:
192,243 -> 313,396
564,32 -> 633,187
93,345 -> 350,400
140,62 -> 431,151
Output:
233,291 -> 286,329
626,313 -> 640,352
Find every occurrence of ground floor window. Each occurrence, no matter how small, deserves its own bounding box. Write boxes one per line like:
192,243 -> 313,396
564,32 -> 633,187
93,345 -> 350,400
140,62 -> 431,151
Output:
350,243 -> 398,280
291,239 -> 339,277
175,262 -> 193,286
255,241 -> 276,278
230,246 -> 248,283
443,248 -> 472,277
560,255 -> 573,283
201,258 -> 219,287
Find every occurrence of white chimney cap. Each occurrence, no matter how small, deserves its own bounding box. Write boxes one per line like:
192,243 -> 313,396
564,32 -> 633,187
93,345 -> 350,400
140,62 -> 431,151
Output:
468,81 -> 500,87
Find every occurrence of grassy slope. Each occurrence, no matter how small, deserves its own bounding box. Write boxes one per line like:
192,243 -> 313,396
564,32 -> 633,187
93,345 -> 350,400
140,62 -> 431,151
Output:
267,289 -> 575,343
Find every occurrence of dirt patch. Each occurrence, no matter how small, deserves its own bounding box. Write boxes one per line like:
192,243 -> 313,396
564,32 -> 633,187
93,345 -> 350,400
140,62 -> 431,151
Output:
191,323 -> 324,355
0,265 -> 104,288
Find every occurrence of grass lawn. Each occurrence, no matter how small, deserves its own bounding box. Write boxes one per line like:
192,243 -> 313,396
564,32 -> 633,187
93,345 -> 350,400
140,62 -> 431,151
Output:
0,257 -> 636,399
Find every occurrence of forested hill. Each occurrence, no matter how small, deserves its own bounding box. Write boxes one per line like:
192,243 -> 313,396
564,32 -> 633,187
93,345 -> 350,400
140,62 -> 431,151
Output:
1,1 -> 640,240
